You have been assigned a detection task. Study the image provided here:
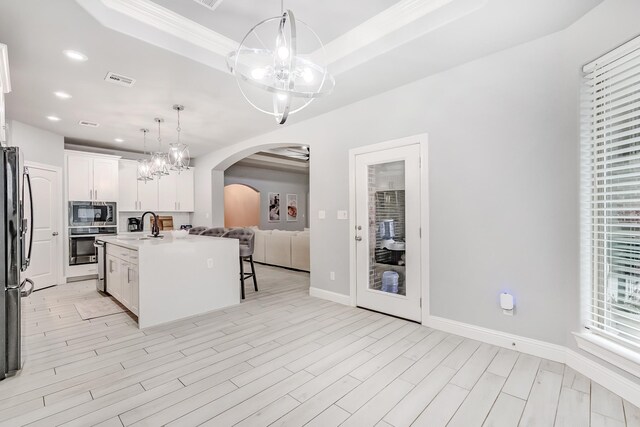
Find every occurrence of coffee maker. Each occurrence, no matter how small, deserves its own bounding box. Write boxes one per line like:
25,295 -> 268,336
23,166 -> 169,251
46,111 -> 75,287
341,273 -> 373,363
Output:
127,217 -> 141,232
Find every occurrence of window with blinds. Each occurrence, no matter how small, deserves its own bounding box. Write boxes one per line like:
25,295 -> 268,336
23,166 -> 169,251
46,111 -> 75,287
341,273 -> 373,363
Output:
583,37 -> 640,350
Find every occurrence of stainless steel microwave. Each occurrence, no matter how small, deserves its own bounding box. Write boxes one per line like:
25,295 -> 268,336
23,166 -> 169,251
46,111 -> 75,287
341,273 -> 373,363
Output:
68,201 -> 116,227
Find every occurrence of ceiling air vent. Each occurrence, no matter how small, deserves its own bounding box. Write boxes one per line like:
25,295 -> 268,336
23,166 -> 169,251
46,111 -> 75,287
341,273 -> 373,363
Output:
104,72 -> 136,87
78,120 -> 99,128
192,0 -> 225,11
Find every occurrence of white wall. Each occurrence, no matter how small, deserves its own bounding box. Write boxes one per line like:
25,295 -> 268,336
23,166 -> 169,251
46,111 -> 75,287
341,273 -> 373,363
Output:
192,0 -> 640,383
7,120 -> 64,167
224,164 -> 309,231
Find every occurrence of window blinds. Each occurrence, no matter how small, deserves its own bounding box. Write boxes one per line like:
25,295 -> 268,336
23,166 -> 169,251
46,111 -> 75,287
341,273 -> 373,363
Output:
584,38 -> 640,349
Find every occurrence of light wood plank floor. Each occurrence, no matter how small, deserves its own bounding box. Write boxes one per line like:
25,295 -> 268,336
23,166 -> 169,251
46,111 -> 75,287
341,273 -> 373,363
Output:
1,264 -> 638,426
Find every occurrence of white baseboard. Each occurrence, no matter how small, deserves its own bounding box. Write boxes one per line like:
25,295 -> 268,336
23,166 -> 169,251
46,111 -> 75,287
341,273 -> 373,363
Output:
425,315 -> 567,363
566,349 -> 640,407
425,315 -> 640,407
309,287 -> 351,306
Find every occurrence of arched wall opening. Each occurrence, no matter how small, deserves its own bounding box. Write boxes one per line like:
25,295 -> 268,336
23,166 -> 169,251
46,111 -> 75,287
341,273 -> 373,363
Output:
224,183 -> 260,228
199,142 -> 311,228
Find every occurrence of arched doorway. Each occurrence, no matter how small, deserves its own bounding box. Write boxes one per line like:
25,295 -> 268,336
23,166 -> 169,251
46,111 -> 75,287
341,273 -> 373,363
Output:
224,183 -> 260,227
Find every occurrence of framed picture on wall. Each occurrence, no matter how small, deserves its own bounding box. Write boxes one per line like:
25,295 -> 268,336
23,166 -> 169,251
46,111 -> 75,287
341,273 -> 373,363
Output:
287,194 -> 298,222
268,192 -> 280,222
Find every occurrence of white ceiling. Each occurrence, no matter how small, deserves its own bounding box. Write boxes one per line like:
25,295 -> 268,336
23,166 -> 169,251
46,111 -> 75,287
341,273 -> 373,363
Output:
0,0 -> 602,157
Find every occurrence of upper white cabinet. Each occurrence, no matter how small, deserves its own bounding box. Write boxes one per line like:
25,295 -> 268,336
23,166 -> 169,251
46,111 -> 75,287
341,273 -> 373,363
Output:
66,151 -> 119,201
119,160 -> 158,212
176,169 -> 195,212
0,43 -> 11,143
157,169 -> 194,212
158,172 -> 177,212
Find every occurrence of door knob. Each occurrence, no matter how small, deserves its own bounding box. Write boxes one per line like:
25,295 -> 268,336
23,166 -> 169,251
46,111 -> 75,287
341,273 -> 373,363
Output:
355,236 -> 363,241
52,232 -> 59,236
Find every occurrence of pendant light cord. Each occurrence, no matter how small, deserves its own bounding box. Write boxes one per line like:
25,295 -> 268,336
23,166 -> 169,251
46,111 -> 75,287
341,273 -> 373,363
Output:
176,108 -> 181,145
157,119 -> 162,150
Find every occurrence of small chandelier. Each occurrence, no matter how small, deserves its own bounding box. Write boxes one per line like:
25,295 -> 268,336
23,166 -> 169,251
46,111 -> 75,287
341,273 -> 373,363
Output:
151,117 -> 170,178
169,104 -> 190,173
137,128 -> 154,182
227,2 -> 335,124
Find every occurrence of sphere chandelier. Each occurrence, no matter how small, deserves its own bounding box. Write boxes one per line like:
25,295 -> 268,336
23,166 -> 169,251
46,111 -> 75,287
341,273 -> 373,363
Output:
227,2 -> 335,124
169,104 -> 190,172
137,128 -> 154,182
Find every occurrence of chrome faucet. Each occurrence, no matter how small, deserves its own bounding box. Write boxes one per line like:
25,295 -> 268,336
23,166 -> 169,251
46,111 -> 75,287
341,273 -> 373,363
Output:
139,211 -> 160,237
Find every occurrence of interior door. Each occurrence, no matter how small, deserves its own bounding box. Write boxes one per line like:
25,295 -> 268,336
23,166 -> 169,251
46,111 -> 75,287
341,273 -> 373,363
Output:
355,144 -> 421,322
24,164 -> 60,290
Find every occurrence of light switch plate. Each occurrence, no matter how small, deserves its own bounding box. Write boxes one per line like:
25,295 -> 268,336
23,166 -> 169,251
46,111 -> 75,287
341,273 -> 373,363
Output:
318,210 -> 326,219
337,210 -> 348,220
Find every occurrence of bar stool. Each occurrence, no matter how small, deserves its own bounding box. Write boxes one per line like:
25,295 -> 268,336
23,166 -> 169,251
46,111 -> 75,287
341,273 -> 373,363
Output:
222,228 -> 257,299
188,226 -> 207,235
200,227 -> 227,237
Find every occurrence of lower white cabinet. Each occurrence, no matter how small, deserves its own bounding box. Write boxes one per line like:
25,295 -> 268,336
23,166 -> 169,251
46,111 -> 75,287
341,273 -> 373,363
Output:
106,245 -> 139,316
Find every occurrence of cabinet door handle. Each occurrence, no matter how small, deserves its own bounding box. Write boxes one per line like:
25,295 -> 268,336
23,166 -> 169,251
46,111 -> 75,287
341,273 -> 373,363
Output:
127,267 -> 131,283
95,189 -> 98,200
108,259 -> 113,273
90,189 -> 93,200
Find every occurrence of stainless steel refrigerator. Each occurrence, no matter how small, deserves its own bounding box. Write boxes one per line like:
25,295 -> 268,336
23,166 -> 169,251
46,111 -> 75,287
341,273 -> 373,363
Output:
1,146 -> 34,380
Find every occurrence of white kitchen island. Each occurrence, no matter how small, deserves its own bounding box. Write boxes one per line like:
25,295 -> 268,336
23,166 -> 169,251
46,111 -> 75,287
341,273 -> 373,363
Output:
98,234 -> 240,329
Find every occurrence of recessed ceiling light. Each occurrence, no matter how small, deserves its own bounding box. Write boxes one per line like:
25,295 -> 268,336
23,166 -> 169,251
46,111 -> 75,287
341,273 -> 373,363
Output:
62,50 -> 88,62
54,91 -> 72,99
114,138 -> 124,143
47,116 -> 61,122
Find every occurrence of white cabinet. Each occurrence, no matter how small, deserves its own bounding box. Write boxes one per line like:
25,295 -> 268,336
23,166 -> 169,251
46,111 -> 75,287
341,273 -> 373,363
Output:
138,180 -> 158,212
158,172 -> 177,211
93,158 -> 119,201
157,169 -> 194,212
118,161 -> 138,211
67,155 -> 93,201
118,160 -> 158,211
66,152 -> 119,201
106,254 -> 122,300
106,245 -> 139,316
176,169 -> 195,212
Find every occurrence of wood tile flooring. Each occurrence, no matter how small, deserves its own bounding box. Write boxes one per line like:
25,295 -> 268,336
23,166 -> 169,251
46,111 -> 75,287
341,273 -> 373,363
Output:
1,264 -> 638,426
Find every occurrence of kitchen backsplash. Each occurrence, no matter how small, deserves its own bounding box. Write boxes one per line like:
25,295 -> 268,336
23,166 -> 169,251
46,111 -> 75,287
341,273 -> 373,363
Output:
117,212 -> 192,232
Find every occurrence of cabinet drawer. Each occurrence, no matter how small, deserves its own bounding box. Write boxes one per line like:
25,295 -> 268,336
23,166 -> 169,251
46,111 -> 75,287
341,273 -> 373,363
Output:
106,244 -> 138,262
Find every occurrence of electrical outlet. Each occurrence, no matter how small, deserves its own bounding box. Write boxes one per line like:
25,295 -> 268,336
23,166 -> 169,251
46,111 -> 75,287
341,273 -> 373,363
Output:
337,210 -> 348,220
330,271 -> 335,281
207,258 -> 214,269
318,210 -> 326,219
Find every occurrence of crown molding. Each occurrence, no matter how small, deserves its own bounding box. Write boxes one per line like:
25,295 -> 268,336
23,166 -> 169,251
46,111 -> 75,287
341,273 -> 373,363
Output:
76,0 -> 237,72
0,43 -> 11,93
78,0 -> 485,78
320,0 -> 487,75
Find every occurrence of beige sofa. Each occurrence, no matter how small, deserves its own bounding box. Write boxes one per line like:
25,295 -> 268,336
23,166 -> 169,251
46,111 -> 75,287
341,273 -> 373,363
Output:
252,228 -> 310,271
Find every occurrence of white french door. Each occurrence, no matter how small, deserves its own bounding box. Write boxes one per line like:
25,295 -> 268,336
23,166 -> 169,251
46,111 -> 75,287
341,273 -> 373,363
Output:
24,163 -> 61,290
355,144 -> 422,322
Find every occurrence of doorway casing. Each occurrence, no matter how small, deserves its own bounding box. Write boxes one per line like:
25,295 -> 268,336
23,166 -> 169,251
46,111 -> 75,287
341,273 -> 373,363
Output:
348,134 -> 429,324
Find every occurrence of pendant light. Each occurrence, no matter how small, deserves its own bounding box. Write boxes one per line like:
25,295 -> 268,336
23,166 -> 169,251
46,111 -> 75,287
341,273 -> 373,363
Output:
169,104 -> 190,172
137,128 -> 154,182
227,1 -> 334,124
151,117 -> 170,178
